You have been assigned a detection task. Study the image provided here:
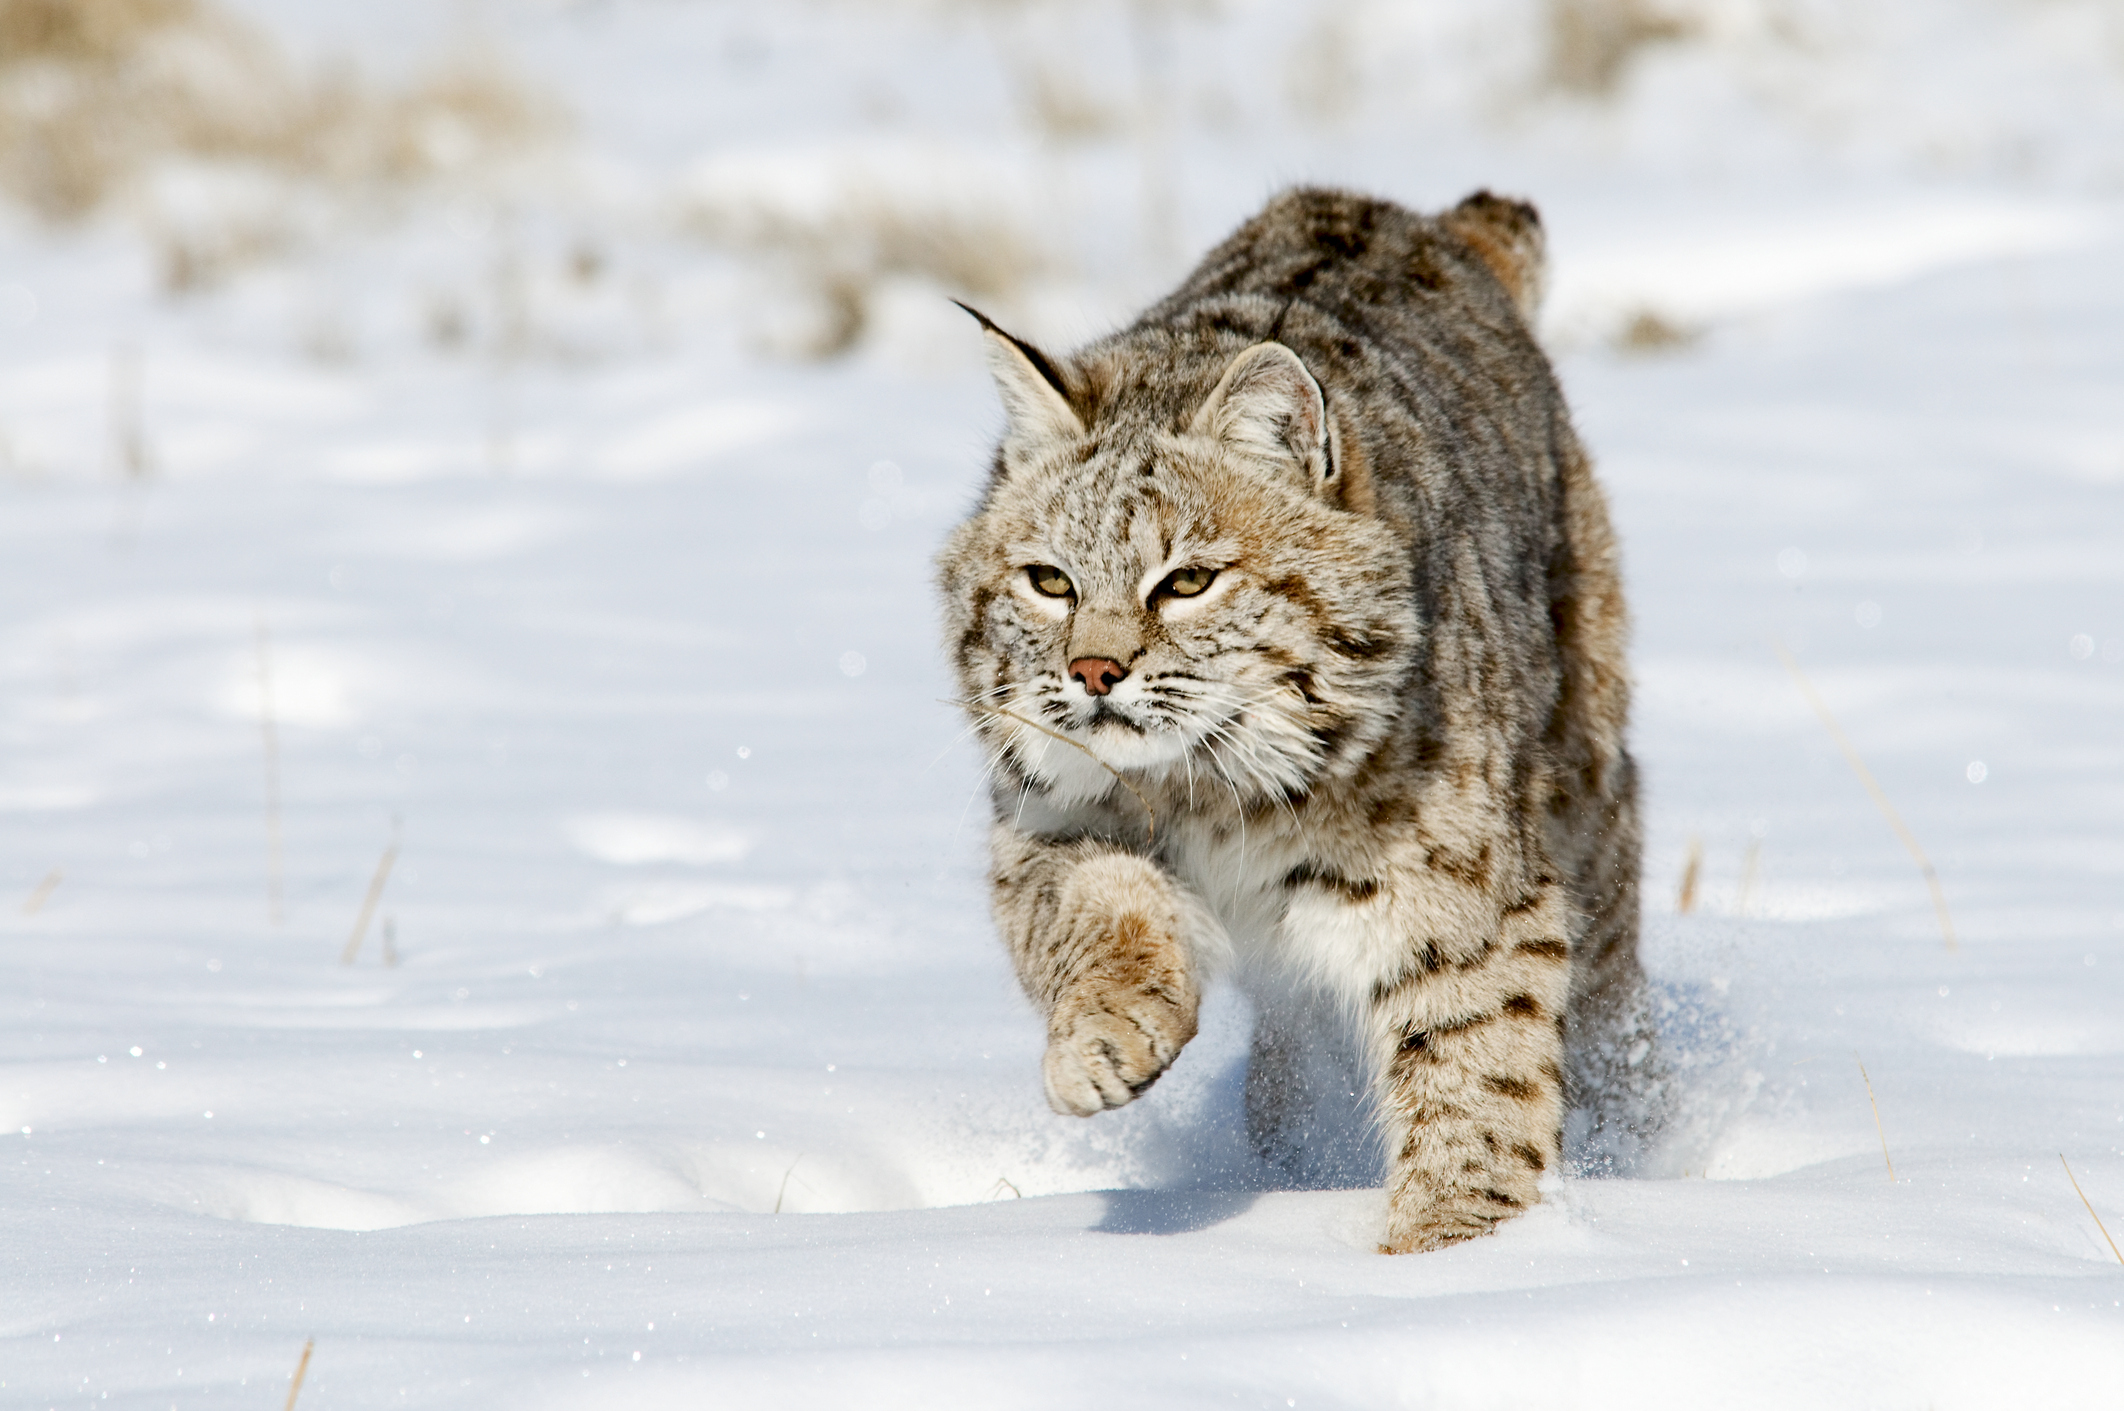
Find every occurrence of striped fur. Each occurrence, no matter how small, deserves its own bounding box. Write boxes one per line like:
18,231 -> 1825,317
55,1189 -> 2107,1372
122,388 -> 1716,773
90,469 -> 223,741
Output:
938,187 -> 1658,1252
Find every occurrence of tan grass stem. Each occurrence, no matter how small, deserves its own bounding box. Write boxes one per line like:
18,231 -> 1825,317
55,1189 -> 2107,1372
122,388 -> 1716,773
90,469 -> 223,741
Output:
773,1155 -> 804,1215
21,868 -> 62,916
1737,839 -> 1761,916
341,841 -> 399,965
1676,835 -> 1701,914
1774,641 -> 1956,950
284,1338 -> 314,1411
257,613 -> 284,926
948,699 -> 1156,843
2061,1154 -> 2124,1266
1856,1055 -> 1895,1183
110,343 -> 148,482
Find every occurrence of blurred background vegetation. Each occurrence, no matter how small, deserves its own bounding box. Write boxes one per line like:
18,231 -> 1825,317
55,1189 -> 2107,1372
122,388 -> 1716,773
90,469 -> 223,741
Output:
2,0 -> 2119,380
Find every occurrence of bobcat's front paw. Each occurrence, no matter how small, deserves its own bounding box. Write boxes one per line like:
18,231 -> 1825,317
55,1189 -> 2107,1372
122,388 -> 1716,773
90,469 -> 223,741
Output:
1042,977 -> 1198,1117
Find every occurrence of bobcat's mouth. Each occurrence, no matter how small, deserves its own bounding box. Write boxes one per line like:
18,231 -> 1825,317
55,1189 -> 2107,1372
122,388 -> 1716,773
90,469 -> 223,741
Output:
1006,674 -> 1315,806
1083,702 -> 1145,733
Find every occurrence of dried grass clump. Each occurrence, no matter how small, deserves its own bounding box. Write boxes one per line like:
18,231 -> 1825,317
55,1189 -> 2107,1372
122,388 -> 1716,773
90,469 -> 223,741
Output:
0,0 -> 275,219
0,0 -> 563,267
683,152 -> 1046,358
1675,835 -> 1702,913
973,8 -> 1130,145
0,0 -> 191,63
1543,0 -> 1698,97
1285,7 -> 1363,126
1614,306 -> 1699,353
300,56 -> 562,191
1016,61 -> 1129,143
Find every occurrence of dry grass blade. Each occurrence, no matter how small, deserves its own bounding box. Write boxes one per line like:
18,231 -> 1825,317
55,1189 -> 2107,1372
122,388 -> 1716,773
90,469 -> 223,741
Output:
1857,1055 -> 1895,1183
1737,838 -> 1761,917
20,867 -> 62,916
340,841 -> 399,965
109,342 -> 148,480
283,1337 -> 313,1411
2061,1154 -> 2124,1266
256,612 -> 283,926
947,699 -> 1156,843
773,1154 -> 803,1215
1675,835 -> 1701,914
1774,641 -> 1956,950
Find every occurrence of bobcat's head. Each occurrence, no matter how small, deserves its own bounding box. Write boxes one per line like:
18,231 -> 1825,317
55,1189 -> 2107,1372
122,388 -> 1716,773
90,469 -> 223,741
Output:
939,311 -> 1417,814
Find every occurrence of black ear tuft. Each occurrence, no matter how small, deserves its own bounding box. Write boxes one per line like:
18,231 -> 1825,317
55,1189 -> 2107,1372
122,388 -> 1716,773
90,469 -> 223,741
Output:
1319,392 -> 1337,480
949,298 -> 1000,334
952,300 -> 1074,408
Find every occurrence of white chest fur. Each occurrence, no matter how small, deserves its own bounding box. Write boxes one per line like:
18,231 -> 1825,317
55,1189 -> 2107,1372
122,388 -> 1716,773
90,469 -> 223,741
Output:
1162,819 -> 1292,960
1163,818 -> 1404,1006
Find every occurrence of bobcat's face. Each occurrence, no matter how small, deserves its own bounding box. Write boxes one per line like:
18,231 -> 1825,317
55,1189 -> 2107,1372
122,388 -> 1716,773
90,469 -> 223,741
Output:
941,336 -> 1417,811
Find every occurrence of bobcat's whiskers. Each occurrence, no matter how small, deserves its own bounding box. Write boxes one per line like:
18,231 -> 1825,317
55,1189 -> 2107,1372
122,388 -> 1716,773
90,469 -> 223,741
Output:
949,696 -> 1159,842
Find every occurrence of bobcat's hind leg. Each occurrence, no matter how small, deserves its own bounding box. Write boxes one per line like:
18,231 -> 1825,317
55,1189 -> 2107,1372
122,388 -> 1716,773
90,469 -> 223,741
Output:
1245,987 -> 1377,1188
1561,751 -> 1667,1169
1366,892 -> 1574,1253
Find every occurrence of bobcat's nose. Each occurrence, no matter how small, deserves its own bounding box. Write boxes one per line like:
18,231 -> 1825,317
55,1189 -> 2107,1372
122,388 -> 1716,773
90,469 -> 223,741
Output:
1069,657 -> 1128,697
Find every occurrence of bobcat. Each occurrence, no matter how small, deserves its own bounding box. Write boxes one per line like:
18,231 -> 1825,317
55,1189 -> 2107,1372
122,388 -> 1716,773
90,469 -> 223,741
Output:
937,188 -> 1657,1252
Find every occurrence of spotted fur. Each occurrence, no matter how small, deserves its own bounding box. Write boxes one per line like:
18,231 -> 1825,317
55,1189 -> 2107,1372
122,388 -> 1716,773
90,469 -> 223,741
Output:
937,187 -> 1659,1253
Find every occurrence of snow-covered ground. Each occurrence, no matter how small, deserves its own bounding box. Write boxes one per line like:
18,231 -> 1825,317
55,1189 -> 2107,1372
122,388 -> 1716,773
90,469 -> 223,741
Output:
3,2 -> 2122,1405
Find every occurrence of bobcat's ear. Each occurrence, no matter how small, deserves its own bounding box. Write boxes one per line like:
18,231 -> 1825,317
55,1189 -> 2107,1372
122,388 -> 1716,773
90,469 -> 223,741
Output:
954,301 -> 1084,447
1442,190 -> 1545,325
1191,342 -> 1333,493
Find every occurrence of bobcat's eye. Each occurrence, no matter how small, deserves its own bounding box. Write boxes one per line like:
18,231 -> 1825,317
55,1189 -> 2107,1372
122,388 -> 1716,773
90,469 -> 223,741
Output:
1157,566 -> 1217,600
1027,565 -> 1075,598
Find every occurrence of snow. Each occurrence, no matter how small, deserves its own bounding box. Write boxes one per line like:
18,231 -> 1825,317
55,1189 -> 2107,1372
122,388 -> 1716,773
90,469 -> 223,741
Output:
3,1 -> 2123,1405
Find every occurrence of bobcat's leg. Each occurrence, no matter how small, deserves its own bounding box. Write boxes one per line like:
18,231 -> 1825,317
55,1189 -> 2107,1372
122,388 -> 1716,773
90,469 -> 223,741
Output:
1246,986 -> 1376,1187
989,823 -> 1208,1116
1562,752 -> 1665,1157
1244,1002 -> 1306,1169
1364,884 -> 1574,1253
